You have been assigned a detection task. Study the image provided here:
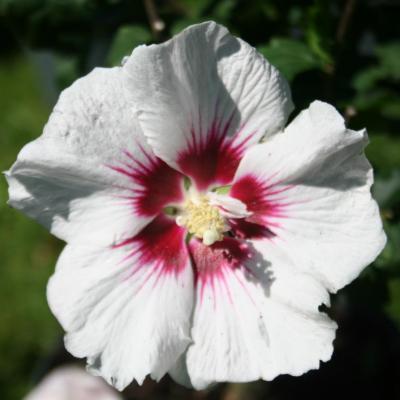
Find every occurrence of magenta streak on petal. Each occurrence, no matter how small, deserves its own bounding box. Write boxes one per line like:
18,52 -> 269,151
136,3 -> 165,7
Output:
109,146 -> 184,217
113,215 -> 189,284
177,118 -> 256,191
229,219 -> 275,240
230,174 -> 295,237
189,238 -> 255,307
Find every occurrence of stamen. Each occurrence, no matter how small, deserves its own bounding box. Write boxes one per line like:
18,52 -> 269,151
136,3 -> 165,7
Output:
176,195 -> 226,246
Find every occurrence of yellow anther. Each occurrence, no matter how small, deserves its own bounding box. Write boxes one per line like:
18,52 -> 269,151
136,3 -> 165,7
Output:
178,196 -> 226,246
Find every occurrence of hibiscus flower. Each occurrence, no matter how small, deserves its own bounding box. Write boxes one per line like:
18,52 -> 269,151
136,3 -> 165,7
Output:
24,366 -> 122,400
6,21 -> 386,390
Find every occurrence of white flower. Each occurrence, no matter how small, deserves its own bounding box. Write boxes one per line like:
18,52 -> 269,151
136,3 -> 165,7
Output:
24,366 -> 122,400
6,22 -> 386,391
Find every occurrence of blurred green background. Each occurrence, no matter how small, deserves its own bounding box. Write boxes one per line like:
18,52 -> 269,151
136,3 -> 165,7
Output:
0,0 -> 399,399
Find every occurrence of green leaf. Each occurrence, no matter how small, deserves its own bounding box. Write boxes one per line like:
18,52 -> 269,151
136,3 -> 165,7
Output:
176,0 -> 213,19
353,41 -> 400,93
374,222 -> 399,272
373,170 -> 400,209
54,53 -> 79,90
352,89 -> 400,120
107,25 -> 151,66
385,278 -> 400,328
366,133 -> 400,173
353,67 -> 386,92
305,0 -> 334,66
171,17 -> 204,36
376,42 -> 400,80
382,99 -> 400,119
211,0 -> 236,23
0,55 -> 61,400
258,38 -> 323,81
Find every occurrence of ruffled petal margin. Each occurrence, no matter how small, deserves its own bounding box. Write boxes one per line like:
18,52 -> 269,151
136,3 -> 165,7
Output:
231,100 -> 386,292
176,238 -> 335,390
47,215 -> 194,390
6,67 -> 184,246
123,21 -> 293,190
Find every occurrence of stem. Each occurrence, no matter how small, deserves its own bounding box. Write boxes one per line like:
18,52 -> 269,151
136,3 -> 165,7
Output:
336,0 -> 357,44
144,0 -> 166,41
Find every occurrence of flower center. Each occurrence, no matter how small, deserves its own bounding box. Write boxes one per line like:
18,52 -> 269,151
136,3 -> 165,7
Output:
176,195 -> 227,246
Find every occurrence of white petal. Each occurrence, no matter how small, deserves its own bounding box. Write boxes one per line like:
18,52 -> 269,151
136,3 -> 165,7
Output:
6,67 -> 184,245
168,354 -> 193,389
24,366 -> 122,400
232,100 -> 386,292
207,192 -> 252,218
47,216 -> 194,390
123,21 -> 293,190
185,239 -> 336,390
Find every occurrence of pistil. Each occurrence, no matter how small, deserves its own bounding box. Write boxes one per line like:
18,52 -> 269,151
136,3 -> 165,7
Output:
176,195 -> 227,246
